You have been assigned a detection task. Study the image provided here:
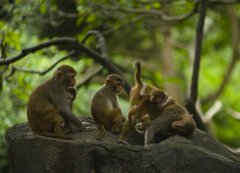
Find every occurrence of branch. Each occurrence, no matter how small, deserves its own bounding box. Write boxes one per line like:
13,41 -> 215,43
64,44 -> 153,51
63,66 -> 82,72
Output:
0,37 -> 131,93
0,38 -> 6,59
82,30 -> 109,58
0,38 -> 77,66
11,50 -> 76,75
203,100 -> 222,123
94,2 -> 199,23
227,107 -> 240,120
209,0 -> 240,4
186,0 -> 207,131
76,66 -> 104,90
202,5 -> 240,104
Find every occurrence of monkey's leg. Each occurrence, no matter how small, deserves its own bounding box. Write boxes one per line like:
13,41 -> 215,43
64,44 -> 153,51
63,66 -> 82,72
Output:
52,121 -> 73,139
34,131 -> 72,140
95,124 -> 105,140
141,114 -> 151,129
118,118 -> 133,144
111,107 -> 124,133
144,126 -> 157,150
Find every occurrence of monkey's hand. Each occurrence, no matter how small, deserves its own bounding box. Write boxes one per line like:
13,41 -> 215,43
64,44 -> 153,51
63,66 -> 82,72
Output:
144,143 -> 157,150
60,122 -> 66,129
83,122 -> 95,131
162,96 -> 175,107
134,122 -> 144,134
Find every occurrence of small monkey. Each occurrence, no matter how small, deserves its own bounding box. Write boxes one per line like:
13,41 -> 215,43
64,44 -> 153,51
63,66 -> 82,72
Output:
91,74 -> 125,140
119,61 -> 172,144
66,87 -> 76,110
27,65 -> 89,139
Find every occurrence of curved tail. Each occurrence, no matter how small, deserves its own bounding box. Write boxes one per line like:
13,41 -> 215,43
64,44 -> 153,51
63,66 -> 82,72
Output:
134,60 -> 143,87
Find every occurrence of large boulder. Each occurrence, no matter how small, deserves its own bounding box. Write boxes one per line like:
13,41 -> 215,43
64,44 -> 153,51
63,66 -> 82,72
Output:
6,118 -> 240,173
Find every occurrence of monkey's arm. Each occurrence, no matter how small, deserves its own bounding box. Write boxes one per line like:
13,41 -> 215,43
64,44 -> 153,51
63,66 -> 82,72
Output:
132,98 -> 149,125
159,96 -> 175,109
50,89 -> 87,131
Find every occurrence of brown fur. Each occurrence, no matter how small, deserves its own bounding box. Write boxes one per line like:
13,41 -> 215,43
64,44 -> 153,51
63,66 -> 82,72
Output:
133,90 -> 196,149
91,74 -> 125,140
27,65 -> 87,139
119,61 -> 171,144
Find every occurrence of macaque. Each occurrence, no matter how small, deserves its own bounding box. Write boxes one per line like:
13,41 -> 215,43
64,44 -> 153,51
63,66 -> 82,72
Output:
27,65 -> 88,139
119,61 -> 171,144
133,90 -> 196,149
66,87 -> 76,110
91,74 -> 125,140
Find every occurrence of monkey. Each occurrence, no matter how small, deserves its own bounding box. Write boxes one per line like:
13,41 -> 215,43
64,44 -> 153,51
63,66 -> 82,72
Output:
66,87 -> 76,110
58,87 -> 77,133
91,74 -> 125,140
132,90 -> 196,149
131,89 -> 175,127
119,61 -> 172,144
27,65 -> 89,139
129,60 -> 160,107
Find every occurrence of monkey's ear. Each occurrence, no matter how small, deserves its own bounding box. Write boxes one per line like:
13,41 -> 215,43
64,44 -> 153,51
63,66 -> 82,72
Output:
54,70 -> 63,80
105,78 -> 112,86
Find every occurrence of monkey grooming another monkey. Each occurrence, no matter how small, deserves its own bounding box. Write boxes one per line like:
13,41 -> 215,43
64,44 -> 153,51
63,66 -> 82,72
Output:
91,74 -> 125,140
119,61 -> 172,144
27,65 -> 89,139
133,89 -> 196,149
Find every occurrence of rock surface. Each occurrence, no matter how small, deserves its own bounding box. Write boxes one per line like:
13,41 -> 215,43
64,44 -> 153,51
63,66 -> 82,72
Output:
6,118 -> 240,173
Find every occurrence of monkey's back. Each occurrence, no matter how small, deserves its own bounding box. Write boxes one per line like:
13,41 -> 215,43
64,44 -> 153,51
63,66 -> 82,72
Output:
160,103 -> 188,120
27,79 -> 61,131
91,86 -> 117,127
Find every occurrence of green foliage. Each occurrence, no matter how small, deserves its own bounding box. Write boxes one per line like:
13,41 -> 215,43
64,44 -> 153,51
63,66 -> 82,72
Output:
1,0 -> 240,172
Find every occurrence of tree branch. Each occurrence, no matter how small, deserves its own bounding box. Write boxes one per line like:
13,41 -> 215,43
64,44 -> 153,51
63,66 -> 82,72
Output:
186,0 -> 207,131
0,37 -> 131,93
11,50 -> 76,75
209,0 -> 240,4
93,2 -> 199,23
76,66 -> 104,90
82,30 -> 109,58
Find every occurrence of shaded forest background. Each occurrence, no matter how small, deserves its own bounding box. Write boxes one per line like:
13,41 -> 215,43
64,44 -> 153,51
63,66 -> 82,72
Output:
0,0 -> 240,172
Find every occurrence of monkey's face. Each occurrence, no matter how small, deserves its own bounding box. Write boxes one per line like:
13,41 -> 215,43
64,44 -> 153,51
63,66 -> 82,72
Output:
67,87 -> 76,102
67,73 -> 76,87
60,72 -> 76,87
171,116 -> 196,137
114,82 -> 123,93
54,65 -> 77,87
150,91 -> 167,104
105,74 -> 123,94
171,119 -> 184,130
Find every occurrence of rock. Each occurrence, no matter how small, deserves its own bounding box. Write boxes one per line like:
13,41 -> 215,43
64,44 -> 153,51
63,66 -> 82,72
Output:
6,118 -> 240,173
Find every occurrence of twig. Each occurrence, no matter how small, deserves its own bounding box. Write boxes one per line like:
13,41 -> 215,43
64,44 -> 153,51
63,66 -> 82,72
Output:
11,50 -> 76,75
76,66 -> 104,90
227,108 -> 240,120
82,30 -> 109,58
94,2 -> 199,23
203,100 -> 222,123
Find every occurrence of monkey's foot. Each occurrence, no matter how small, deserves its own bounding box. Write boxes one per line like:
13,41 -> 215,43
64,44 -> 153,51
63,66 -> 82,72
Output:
118,139 -> 129,145
95,131 -> 105,140
144,143 -> 157,150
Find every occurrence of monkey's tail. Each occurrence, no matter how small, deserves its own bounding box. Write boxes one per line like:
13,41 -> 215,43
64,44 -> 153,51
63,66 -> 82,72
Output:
134,60 -> 143,86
